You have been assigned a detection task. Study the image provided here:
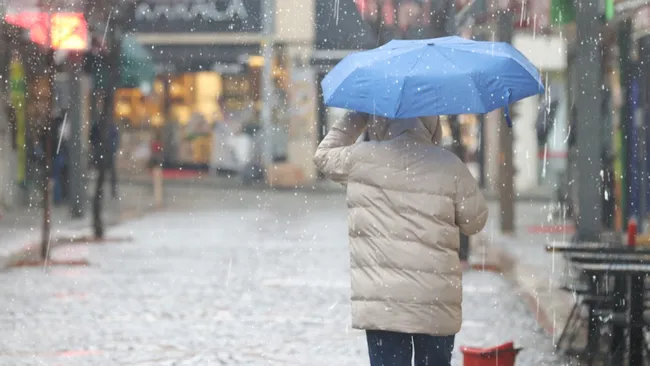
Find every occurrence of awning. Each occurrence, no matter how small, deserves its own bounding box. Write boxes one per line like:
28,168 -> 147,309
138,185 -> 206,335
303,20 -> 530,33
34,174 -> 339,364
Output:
121,34 -> 156,90
85,34 -> 156,91
148,44 -> 260,73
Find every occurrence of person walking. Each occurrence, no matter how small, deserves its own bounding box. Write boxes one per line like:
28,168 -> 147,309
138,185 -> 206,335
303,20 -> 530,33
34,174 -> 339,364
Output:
89,120 -> 120,199
108,121 -> 120,199
313,113 -> 488,366
49,112 -> 69,205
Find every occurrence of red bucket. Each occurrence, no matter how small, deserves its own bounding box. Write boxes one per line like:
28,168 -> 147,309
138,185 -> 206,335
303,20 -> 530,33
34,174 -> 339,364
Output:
460,342 -> 521,366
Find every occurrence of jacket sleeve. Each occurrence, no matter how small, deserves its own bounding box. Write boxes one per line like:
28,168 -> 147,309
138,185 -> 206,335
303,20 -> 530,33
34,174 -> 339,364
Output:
313,114 -> 368,183
454,164 -> 488,236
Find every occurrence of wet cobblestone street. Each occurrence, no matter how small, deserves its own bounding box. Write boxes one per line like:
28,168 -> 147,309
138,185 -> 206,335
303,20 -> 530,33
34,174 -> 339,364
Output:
0,190 -> 572,365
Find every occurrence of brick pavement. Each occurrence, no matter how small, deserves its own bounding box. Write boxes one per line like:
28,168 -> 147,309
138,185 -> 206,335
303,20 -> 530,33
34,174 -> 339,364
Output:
0,183 -> 155,269
0,190 -> 573,365
480,200 -> 579,344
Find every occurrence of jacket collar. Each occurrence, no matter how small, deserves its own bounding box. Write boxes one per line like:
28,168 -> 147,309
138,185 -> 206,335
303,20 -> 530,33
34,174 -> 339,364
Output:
367,116 -> 440,144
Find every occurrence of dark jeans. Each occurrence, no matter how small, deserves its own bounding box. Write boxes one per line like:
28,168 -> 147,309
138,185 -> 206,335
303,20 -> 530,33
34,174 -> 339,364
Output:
366,330 -> 455,366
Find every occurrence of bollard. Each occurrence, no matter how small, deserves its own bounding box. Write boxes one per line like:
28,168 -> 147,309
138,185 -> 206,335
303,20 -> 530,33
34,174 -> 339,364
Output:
152,166 -> 163,208
628,217 -> 638,248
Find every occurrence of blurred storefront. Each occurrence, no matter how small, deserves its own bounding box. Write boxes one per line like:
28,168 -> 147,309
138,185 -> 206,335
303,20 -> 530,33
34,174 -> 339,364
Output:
120,0 -> 316,178
511,33 -> 568,193
608,5 -> 650,230
465,0 -> 569,194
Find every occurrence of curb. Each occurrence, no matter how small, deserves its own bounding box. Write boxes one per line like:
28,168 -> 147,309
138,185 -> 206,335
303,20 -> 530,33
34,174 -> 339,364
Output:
114,175 -> 348,195
121,176 -> 555,201
0,205 -> 158,271
469,233 -> 581,347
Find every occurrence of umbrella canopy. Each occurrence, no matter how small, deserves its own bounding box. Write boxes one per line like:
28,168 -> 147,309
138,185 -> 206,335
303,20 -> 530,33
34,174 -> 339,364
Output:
321,36 -> 544,126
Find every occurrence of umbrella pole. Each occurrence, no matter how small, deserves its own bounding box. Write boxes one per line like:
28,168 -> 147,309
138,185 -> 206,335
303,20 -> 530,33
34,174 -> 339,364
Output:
449,116 -> 471,260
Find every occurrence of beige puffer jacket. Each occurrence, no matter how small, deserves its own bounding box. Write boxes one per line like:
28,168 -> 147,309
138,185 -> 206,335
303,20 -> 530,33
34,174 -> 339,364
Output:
314,114 -> 488,336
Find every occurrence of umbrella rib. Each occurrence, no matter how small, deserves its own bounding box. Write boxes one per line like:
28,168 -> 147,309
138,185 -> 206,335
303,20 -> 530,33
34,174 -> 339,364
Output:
394,50 -> 428,118
430,47 -> 488,113
435,44 -> 542,89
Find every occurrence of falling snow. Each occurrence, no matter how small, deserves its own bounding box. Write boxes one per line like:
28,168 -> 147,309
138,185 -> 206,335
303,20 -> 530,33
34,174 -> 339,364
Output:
0,0 -> 642,364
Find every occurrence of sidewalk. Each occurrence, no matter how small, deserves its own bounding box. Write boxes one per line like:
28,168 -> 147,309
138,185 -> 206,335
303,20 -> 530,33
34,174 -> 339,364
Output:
120,171 -> 348,193
473,201 -> 580,348
0,184 -> 155,269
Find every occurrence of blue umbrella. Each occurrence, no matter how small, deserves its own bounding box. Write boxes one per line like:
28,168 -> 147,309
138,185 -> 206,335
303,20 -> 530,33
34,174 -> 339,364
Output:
321,36 -> 544,127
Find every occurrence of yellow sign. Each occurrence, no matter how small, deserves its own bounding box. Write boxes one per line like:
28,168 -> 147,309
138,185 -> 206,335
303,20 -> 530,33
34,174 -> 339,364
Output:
9,57 -> 26,183
51,13 -> 88,50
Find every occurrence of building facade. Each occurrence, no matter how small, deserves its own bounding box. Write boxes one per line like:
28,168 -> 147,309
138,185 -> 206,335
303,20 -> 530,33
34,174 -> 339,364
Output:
118,0 -> 318,180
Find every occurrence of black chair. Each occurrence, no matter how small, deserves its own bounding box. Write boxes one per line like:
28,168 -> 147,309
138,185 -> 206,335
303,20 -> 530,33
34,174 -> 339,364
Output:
556,269 -> 619,362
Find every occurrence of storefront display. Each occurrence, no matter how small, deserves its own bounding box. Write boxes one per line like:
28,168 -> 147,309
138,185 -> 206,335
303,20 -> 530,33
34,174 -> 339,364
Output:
113,56 -> 289,169
222,74 -> 253,113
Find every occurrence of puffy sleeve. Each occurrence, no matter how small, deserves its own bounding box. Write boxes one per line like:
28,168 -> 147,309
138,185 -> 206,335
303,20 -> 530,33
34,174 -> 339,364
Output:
454,164 -> 489,236
313,113 -> 368,183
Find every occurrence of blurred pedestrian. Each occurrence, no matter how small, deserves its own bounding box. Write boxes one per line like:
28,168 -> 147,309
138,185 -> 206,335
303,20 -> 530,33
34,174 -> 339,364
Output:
150,130 -> 163,167
108,121 -> 120,199
314,113 -> 488,366
89,121 -> 99,170
51,112 -> 69,205
89,120 -> 120,199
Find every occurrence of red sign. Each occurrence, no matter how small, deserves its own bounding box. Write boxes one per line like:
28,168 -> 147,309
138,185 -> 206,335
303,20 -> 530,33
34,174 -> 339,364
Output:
512,0 -> 551,30
5,11 -> 46,29
5,12 -> 87,50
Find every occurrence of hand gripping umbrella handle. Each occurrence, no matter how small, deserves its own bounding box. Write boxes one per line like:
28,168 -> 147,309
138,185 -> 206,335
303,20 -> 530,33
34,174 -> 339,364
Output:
504,89 -> 513,128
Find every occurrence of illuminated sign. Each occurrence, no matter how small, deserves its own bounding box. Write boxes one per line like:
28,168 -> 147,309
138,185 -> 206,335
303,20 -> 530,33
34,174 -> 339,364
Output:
5,12 -> 88,50
5,11 -> 46,30
51,13 -> 88,50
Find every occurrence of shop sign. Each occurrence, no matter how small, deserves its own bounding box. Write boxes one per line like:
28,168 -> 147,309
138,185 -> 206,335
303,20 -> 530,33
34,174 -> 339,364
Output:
5,2 -> 88,51
130,0 -> 263,33
516,0 -> 550,29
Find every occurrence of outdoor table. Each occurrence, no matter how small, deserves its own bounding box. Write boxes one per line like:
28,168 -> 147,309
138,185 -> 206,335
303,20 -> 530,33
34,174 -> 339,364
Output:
548,243 -> 650,363
546,241 -> 650,254
573,262 -> 650,366
564,251 -> 650,264
546,241 -> 617,252
549,242 -> 650,363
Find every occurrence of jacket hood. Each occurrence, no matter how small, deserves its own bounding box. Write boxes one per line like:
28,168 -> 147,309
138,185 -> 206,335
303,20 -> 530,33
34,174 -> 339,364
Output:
367,115 -> 441,144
